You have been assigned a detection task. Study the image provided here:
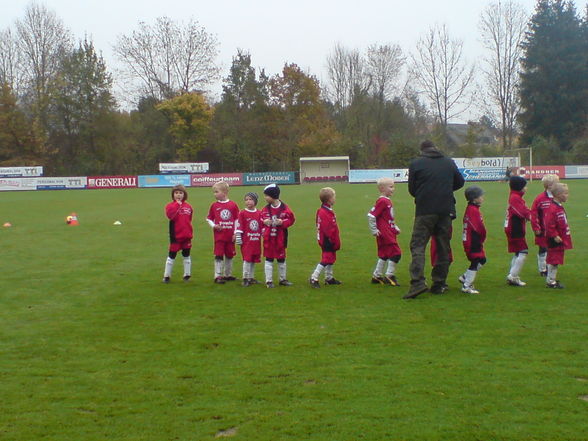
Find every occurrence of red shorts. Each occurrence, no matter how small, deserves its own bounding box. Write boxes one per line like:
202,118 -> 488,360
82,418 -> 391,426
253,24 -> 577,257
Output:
508,238 -> 528,253
241,241 -> 261,263
546,249 -> 565,265
321,250 -> 337,265
169,240 -> 191,253
264,242 -> 286,260
214,240 -> 236,258
534,235 -> 548,248
377,242 -> 401,260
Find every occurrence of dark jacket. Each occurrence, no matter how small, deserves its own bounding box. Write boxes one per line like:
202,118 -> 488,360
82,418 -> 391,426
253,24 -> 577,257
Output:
408,149 -> 465,216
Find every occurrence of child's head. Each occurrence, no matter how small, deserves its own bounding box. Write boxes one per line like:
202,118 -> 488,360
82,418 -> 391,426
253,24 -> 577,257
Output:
212,181 -> 230,201
509,176 -> 527,193
465,185 -> 484,205
377,177 -> 395,197
244,192 -> 258,209
171,184 -> 188,202
319,187 -> 336,206
542,174 -> 560,191
263,183 -> 280,204
551,182 -> 569,203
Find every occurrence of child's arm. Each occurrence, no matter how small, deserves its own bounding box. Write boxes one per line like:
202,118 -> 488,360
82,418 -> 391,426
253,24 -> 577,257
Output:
279,208 -> 295,228
367,212 -> 379,236
165,201 -> 182,220
205,204 -> 222,230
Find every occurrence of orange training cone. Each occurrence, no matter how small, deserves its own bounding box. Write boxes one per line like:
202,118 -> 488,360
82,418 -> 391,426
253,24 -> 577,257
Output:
66,213 -> 79,226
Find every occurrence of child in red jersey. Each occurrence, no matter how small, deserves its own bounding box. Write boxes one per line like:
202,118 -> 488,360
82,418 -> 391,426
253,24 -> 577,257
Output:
504,176 -> 532,286
163,185 -> 193,283
531,174 -> 559,277
367,177 -> 401,286
206,181 -> 240,284
310,187 -> 341,288
459,186 -> 486,294
544,183 -> 572,289
235,192 -> 263,287
261,184 -> 296,288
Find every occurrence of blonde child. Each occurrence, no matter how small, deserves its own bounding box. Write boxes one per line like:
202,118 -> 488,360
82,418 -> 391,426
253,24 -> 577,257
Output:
310,187 -> 341,288
531,174 -> 559,276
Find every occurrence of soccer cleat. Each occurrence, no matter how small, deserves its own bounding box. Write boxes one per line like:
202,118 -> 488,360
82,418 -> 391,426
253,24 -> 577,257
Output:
214,277 -> 226,284
461,285 -> 480,295
507,275 -> 526,286
183,275 -> 191,282
325,278 -> 342,285
249,278 -> 260,284
384,275 -> 399,286
458,274 -> 465,284
266,281 -> 275,288
539,271 -> 548,277
546,280 -> 565,289
309,279 -> 321,288
223,276 -> 237,281
162,277 -> 170,284
430,284 -> 448,295
371,276 -> 386,284
279,279 -> 293,286
242,279 -> 251,287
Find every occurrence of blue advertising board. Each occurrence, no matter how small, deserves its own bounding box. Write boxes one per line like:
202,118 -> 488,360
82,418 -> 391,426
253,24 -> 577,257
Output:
349,169 -> 408,183
459,168 -> 507,181
243,172 -> 297,186
138,174 -> 191,188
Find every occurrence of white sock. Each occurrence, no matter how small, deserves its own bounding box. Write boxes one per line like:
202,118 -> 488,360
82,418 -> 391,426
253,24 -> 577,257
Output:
249,262 -> 256,280
242,261 -> 249,279
547,264 -> 558,283
265,260 -> 273,283
278,261 -> 287,281
311,263 -> 325,281
385,260 -> 396,277
164,257 -> 174,278
538,252 -> 547,273
325,264 -> 334,280
224,258 -> 233,277
373,259 -> 386,277
463,269 -> 477,288
183,256 -> 191,277
510,253 -> 527,278
214,258 -> 224,278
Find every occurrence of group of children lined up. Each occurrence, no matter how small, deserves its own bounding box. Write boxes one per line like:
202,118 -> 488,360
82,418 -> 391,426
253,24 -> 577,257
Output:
162,175 -> 572,293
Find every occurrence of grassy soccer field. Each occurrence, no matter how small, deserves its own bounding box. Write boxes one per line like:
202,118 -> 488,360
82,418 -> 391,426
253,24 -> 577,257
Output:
1,180 -> 588,440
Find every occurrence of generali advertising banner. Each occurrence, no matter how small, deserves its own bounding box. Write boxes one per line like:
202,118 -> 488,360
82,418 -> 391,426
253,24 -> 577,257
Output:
88,176 -> 138,189
191,173 -> 243,187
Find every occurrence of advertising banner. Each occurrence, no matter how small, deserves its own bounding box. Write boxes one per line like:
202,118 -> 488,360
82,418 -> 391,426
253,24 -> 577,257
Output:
138,174 -> 191,188
564,165 -> 588,179
516,166 -> 565,180
87,176 -> 138,189
36,177 -> 87,190
191,173 -> 243,187
453,157 -> 519,169
0,178 -> 37,191
159,163 -> 209,174
349,169 -> 409,183
459,168 -> 508,181
242,172 -> 297,186
0,166 -> 43,177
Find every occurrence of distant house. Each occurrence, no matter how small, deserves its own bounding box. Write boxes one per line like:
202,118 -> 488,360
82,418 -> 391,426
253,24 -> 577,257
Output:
446,123 -> 498,149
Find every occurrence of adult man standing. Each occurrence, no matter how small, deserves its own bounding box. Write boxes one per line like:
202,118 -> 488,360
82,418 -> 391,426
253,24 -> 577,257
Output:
404,140 -> 465,299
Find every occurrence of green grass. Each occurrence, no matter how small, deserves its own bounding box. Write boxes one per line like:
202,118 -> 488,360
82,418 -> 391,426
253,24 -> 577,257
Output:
1,181 -> 588,440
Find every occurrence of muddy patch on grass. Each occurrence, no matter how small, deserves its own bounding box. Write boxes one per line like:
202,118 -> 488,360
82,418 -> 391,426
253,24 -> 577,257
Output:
578,395 -> 588,402
215,427 -> 238,437
575,377 -> 588,382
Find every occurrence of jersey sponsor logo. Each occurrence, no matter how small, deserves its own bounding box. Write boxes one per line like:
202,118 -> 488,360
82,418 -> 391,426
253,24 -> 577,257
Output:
249,220 -> 259,232
220,209 -> 232,220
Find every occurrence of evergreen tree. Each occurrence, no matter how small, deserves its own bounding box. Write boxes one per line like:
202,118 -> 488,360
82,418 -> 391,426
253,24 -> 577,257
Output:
519,0 -> 588,149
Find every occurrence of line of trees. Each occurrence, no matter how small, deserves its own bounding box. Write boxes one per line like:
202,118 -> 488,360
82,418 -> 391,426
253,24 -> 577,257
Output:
0,1 -> 587,176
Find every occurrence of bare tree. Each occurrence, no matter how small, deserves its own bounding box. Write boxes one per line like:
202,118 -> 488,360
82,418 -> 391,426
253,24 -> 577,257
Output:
325,43 -> 371,109
366,43 -> 405,102
411,24 -> 474,128
479,0 -> 528,149
16,2 -> 71,107
113,16 -> 220,101
0,28 -> 25,95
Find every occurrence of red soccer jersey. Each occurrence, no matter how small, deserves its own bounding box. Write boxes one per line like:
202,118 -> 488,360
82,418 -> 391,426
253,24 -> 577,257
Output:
544,202 -> 573,250
207,200 -> 239,242
316,204 -> 341,252
531,191 -> 553,247
504,190 -> 531,240
165,201 -> 193,243
261,201 -> 295,258
462,203 -> 486,260
368,196 -> 400,244
236,208 -> 263,247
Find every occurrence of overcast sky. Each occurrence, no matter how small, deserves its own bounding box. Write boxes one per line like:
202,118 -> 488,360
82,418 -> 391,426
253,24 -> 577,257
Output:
2,0 -> 586,118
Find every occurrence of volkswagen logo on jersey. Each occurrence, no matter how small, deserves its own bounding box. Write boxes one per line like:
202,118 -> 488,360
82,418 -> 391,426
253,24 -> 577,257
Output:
220,209 -> 232,220
249,220 -> 259,231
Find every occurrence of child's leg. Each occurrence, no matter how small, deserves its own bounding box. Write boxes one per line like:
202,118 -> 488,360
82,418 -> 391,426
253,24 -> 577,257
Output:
164,251 -> 177,280
463,258 -> 486,287
265,258 -> 274,283
537,247 -> 547,274
385,255 -> 401,277
214,256 -> 224,279
242,260 -> 250,280
277,258 -> 287,281
224,256 -> 234,277
373,259 -> 386,278
509,251 -> 527,278
249,262 -> 256,280
182,249 -> 191,279
547,263 -> 558,284
311,263 -> 325,281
